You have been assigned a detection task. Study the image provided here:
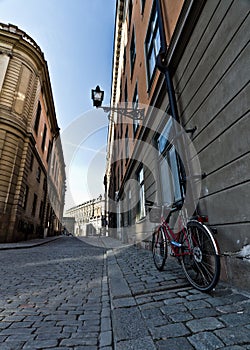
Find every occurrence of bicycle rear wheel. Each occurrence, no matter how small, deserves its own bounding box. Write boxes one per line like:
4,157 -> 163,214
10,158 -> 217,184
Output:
180,220 -> 220,292
152,226 -> 167,271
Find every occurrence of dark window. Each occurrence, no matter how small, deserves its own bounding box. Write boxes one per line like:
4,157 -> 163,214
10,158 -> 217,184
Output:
128,0 -> 133,30
130,27 -> 136,76
39,201 -> 44,219
41,123 -> 47,152
36,167 -> 41,182
124,78 -> 128,109
141,0 -> 146,14
32,193 -> 38,217
34,102 -> 41,134
125,126 -> 129,161
43,178 -> 47,191
145,3 -> 161,86
30,153 -> 34,171
132,83 -> 139,134
123,46 -> 127,73
46,140 -> 52,163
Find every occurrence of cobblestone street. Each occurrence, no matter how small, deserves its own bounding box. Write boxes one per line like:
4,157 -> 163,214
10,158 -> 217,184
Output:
0,237 -> 109,350
0,236 -> 250,349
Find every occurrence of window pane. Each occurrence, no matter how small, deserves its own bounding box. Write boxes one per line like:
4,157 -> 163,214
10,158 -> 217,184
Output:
159,158 -> 173,205
169,147 -> 182,202
145,4 -> 160,83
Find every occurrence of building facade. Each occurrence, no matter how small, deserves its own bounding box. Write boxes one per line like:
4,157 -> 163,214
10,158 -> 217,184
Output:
62,217 -> 75,236
65,195 -> 106,236
0,23 -> 66,243
106,0 -> 250,289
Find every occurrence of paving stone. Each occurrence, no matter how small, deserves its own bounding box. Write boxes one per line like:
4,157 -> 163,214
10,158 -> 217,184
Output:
156,337 -> 194,350
219,312 -> 250,327
101,317 -> 112,331
186,317 -> 224,332
222,346 -> 248,350
116,336 -> 156,350
112,306 -> 148,341
22,339 -> 59,349
112,297 -> 136,308
190,307 -> 220,318
99,330 -> 112,347
0,341 -> 26,350
188,331 -> 224,350
149,322 -> 190,339
185,299 -> 211,310
215,326 -> 250,346
169,311 -> 193,322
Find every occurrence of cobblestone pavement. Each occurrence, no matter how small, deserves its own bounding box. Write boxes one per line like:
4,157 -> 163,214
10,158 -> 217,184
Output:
106,243 -> 250,350
0,236 -> 250,350
0,237 -> 111,350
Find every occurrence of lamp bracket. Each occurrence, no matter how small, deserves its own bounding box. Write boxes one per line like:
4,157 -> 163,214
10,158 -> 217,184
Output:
101,106 -> 145,121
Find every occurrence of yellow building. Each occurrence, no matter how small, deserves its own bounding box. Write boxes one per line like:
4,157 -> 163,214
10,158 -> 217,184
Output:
0,23 -> 66,242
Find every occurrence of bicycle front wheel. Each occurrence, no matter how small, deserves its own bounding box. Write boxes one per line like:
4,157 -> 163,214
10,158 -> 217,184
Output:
181,220 -> 220,292
152,226 -> 167,271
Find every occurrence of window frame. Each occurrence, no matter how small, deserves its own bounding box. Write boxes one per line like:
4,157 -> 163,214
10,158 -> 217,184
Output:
32,193 -> 38,217
145,2 -> 161,88
132,82 -> 139,135
41,123 -> 47,152
157,119 -> 185,206
136,166 -> 146,221
130,27 -> 136,77
34,101 -> 41,135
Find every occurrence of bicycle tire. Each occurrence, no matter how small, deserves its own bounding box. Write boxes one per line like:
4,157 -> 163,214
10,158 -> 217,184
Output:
152,226 -> 167,271
180,220 -> 220,292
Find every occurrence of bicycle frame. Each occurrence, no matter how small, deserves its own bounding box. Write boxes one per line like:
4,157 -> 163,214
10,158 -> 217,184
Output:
159,212 -> 191,258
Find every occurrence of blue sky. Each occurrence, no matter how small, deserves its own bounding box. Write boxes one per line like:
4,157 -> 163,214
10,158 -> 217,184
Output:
0,0 -> 116,209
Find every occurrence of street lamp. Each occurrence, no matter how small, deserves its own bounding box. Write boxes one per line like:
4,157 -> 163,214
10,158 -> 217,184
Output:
91,85 -> 145,120
91,85 -> 104,108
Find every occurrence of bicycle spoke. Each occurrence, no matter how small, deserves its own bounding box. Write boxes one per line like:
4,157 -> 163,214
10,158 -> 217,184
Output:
181,221 -> 220,292
152,227 -> 167,271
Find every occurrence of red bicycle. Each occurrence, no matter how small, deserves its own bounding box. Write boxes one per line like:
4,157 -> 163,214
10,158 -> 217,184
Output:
147,202 -> 220,292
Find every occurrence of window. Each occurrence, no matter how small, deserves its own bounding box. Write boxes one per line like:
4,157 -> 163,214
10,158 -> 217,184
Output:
123,46 -> 127,73
34,102 -> 41,135
41,123 -> 47,152
22,185 -> 29,209
125,126 -> 129,161
46,140 -> 52,163
145,3 -> 161,86
39,201 -> 44,219
36,167 -> 41,182
141,0 -> 146,14
127,188 -> 132,226
30,153 -> 34,171
132,83 -> 139,134
130,27 -> 136,76
128,0 -> 133,30
43,178 -> 47,191
137,167 -> 146,220
124,78 -> 128,107
157,119 -> 185,205
32,193 -> 38,217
